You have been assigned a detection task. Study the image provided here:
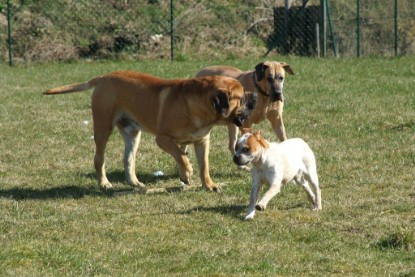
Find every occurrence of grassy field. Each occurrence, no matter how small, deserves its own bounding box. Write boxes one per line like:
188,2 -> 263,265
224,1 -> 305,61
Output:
0,56 -> 414,276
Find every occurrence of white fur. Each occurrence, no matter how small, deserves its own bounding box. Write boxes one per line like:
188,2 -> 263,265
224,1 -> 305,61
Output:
235,135 -> 322,220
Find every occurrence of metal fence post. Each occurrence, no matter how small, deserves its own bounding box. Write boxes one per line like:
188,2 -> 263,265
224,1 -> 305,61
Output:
356,0 -> 360,57
325,0 -> 337,57
7,0 -> 13,66
170,0 -> 174,62
394,0 -> 398,56
321,0 -> 326,57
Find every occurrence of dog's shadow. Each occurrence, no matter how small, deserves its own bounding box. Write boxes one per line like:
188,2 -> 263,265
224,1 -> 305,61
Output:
1,171 -> 249,219
0,170 -> 178,200
179,204 -> 247,219
0,185 -> 103,200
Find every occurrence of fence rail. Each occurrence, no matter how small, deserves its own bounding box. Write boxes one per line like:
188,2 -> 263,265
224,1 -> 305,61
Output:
2,0 -> 414,65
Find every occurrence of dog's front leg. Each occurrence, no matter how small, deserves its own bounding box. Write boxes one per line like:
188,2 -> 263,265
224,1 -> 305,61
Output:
245,173 -> 262,220
227,123 -> 239,155
155,135 -> 193,185
267,105 -> 287,142
256,180 -> 282,211
194,135 -> 220,192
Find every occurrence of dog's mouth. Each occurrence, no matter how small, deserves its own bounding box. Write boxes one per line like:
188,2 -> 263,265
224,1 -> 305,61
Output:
233,155 -> 250,166
232,92 -> 257,126
232,114 -> 247,127
270,91 -> 284,102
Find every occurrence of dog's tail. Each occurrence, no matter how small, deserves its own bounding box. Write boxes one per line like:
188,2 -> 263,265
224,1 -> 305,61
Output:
43,76 -> 101,95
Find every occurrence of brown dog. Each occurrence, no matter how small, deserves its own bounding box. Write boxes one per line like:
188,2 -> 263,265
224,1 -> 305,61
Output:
44,70 -> 252,192
196,61 -> 294,154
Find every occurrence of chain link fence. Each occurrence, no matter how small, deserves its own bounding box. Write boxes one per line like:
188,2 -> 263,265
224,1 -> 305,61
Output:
267,0 -> 415,57
1,0 -> 414,64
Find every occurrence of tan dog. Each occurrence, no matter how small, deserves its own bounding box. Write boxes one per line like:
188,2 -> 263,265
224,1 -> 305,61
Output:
233,130 -> 322,220
196,61 -> 294,154
44,70 -> 252,192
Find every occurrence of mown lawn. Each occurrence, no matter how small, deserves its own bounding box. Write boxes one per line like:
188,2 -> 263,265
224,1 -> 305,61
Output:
0,56 -> 414,276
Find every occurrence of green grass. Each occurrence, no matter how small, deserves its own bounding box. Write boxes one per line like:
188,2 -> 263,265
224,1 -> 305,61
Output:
0,56 -> 414,276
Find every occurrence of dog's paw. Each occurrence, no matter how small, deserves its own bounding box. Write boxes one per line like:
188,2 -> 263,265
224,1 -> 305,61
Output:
244,211 -> 255,220
238,165 -> 251,172
213,186 -> 222,193
134,185 -> 147,195
203,184 -> 222,193
255,204 -> 265,211
312,205 -> 322,211
129,180 -> 147,194
99,181 -> 114,190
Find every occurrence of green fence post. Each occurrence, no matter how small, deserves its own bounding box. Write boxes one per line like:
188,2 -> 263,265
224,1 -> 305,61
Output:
394,0 -> 398,56
321,0 -> 326,57
7,0 -> 13,66
170,0 -> 174,62
356,0 -> 360,57
325,0 -> 337,57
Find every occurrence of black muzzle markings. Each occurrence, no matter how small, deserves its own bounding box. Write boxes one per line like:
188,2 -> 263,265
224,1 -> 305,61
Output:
268,74 -> 285,102
233,91 -> 257,126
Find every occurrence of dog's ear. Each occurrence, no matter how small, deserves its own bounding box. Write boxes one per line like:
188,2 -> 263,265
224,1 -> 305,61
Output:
255,62 -> 268,81
253,130 -> 269,148
212,91 -> 230,117
241,128 -> 252,134
253,130 -> 262,140
280,62 -> 295,75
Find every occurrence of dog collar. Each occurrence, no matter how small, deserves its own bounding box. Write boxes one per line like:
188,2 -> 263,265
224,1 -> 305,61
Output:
252,73 -> 270,98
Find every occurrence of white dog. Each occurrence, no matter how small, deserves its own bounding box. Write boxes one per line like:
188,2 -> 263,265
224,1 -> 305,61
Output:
233,130 -> 322,220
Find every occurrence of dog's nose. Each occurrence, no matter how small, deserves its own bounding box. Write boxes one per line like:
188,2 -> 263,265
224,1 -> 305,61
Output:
271,92 -> 284,102
233,114 -> 247,127
232,155 -> 240,165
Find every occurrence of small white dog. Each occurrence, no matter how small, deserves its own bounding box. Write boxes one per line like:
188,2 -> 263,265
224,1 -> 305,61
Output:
233,130 -> 322,220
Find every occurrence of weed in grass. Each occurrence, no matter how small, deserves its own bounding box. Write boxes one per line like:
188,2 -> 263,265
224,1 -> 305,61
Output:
376,230 -> 415,251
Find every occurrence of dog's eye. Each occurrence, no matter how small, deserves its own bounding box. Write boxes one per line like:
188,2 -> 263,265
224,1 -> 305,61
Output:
275,75 -> 284,82
242,147 -> 249,153
267,77 -> 273,82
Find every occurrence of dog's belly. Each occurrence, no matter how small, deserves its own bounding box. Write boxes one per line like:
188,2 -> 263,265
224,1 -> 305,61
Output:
117,113 -> 212,145
173,125 -> 213,144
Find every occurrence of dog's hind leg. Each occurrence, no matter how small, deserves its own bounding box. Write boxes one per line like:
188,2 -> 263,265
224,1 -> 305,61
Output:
93,120 -> 114,190
304,168 -> 322,210
117,118 -> 146,193
294,172 -> 317,208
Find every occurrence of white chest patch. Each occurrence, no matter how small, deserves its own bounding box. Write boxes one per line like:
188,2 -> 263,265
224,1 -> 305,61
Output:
192,117 -> 203,128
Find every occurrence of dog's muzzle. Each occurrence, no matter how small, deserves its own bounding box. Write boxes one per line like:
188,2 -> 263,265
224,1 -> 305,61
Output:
270,89 -> 284,102
233,154 -> 249,166
232,111 -> 249,127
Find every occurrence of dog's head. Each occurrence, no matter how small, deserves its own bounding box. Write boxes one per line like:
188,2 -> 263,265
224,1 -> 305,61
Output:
211,77 -> 255,127
233,129 -> 269,166
254,61 -> 294,102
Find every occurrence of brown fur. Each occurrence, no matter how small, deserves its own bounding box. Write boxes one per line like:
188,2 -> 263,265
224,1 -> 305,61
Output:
196,61 -> 294,155
44,70 -> 248,192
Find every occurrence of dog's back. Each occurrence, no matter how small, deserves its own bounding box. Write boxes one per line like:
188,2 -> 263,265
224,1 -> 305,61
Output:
272,138 -> 315,168
195,65 -> 244,79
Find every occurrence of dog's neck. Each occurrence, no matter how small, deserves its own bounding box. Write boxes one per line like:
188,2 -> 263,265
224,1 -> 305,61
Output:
251,72 -> 269,97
